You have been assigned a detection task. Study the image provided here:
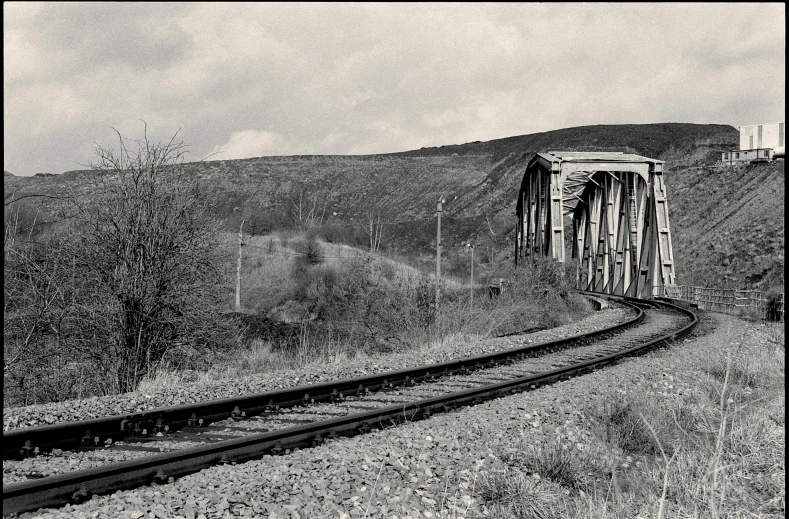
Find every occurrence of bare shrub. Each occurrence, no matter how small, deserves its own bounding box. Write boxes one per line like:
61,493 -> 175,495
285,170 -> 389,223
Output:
4,195 -> 119,404
4,127 -> 238,403
68,128 -> 238,393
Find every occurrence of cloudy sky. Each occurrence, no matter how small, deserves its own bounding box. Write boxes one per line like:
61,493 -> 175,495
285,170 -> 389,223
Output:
4,3 -> 785,176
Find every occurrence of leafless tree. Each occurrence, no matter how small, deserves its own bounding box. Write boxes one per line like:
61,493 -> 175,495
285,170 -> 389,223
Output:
290,190 -> 327,230
359,201 -> 401,253
4,199 -> 116,404
67,126 -> 235,392
4,127 -> 235,401
365,210 -> 385,252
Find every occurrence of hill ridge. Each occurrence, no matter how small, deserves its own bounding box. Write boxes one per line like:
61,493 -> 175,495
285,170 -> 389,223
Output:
7,122 -> 783,290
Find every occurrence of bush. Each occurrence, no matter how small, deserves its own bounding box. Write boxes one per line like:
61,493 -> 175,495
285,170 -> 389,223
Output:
765,289 -> 783,322
317,221 -> 368,248
284,253 -> 439,348
298,231 -> 324,266
4,129 -> 237,402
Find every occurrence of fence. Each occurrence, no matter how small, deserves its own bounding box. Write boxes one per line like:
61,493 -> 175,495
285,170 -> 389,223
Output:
659,285 -> 784,322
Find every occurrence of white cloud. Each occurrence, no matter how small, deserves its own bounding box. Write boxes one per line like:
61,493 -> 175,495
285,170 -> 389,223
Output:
3,3 -> 785,175
209,130 -> 290,160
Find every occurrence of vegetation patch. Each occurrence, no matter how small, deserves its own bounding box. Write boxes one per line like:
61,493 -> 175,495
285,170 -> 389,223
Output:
4,129 -> 238,406
216,237 -> 593,378
477,318 -> 785,518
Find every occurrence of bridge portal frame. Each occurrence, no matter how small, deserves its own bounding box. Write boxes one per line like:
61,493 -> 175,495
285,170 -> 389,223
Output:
515,151 -> 676,299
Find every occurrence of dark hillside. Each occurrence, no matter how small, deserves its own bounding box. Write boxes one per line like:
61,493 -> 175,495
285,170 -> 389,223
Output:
669,161 -> 784,290
8,123 -> 735,224
390,123 -> 736,164
442,123 -> 737,213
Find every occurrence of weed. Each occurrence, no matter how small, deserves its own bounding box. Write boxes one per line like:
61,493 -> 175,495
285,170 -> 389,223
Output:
497,439 -> 600,492
478,469 -> 567,519
586,397 -> 666,456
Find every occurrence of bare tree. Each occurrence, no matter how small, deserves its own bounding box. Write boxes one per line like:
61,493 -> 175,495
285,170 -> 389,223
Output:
365,209 -> 386,252
4,127 -> 235,402
290,190 -> 327,230
66,126 -> 234,392
4,199 -> 117,404
359,200 -> 401,253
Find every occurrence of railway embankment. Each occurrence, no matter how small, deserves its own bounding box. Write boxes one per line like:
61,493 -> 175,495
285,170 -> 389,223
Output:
3,307 -> 628,432
5,311 -> 783,518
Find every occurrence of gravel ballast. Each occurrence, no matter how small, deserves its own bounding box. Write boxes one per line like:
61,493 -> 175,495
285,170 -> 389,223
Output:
6,312 -> 781,519
3,307 -> 680,485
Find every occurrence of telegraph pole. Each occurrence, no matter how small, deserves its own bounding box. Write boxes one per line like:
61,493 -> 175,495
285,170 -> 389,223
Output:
467,243 -> 474,308
235,219 -> 246,312
436,200 -> 443,309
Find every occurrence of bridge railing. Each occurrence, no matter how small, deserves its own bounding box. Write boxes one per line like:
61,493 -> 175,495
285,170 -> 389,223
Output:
659,284 -> 784,322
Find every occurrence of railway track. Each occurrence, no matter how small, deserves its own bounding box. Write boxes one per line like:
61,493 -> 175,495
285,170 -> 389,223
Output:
2,294 -> 697,515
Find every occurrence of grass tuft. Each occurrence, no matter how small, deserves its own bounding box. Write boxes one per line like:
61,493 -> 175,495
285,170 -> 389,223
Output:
478,469 -> 567,519
497,439 -> 599,491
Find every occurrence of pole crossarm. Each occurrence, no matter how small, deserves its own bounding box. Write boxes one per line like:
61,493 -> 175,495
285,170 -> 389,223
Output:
515,151 -> 675,299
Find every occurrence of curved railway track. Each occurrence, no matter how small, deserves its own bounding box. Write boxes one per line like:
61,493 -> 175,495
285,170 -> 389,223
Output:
3,293 -> 697,515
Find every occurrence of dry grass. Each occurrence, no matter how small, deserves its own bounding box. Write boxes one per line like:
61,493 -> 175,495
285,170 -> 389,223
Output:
137,326 -> 366,393
497,439 -> 602,491
136,232 -> 594,395
478,469 -> 570,519
476,320 -> 785,518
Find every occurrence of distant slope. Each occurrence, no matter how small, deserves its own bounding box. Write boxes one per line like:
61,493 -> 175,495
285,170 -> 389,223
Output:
669,161 -> 784,290
391,123 -> 736,164
10,122 -> 781,291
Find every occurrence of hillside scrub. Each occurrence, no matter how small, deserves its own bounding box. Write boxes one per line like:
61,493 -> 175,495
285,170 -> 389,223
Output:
4,129 -> 237,406
199,234 -> 593,379
8,123 -> 758,296
670,161 -> 784,291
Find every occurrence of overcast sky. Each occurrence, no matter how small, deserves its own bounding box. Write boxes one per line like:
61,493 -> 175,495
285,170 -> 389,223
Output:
4,3 -> 785,176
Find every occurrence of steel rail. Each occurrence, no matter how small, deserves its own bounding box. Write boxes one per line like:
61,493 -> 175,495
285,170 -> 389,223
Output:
3,298 -> 644,460
3,296 -> 696,515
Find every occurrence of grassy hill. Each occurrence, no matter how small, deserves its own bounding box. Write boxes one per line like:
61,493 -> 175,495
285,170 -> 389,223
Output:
6,122 -> 783,290
669,161 -> 784,289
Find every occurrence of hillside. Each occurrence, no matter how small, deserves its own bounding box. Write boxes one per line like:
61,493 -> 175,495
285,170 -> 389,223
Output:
669,161 -> 784,289
7,122 -> 783,291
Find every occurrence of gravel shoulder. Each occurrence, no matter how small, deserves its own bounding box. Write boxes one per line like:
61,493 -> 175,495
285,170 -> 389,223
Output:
3,307 -> 627,431
7,311 -> 782,519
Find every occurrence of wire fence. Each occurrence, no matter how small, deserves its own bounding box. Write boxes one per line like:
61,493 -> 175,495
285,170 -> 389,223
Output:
660,284 -> 784,322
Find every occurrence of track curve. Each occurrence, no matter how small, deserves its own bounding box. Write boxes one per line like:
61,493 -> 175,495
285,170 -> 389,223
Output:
3,294 -> 697,515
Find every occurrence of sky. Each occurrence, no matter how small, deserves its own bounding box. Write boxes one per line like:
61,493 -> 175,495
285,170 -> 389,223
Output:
4,2 -> 786,176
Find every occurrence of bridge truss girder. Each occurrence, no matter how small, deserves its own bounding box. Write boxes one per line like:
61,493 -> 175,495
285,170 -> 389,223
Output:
515,152 -> 676,299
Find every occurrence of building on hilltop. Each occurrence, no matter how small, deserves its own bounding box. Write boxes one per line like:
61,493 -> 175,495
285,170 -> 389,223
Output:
721,121 -> 785,164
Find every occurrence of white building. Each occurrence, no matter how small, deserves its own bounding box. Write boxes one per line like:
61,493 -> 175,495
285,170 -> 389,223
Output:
721,121 -> 785,163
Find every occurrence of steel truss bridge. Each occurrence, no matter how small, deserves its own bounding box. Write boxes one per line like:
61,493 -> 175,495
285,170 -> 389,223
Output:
515,151 -> 675,299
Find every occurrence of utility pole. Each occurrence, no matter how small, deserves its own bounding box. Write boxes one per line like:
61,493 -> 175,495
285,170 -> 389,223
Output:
467,243 -> 474,308
235,219 -> 246,312
436,200 -> 444,309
